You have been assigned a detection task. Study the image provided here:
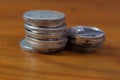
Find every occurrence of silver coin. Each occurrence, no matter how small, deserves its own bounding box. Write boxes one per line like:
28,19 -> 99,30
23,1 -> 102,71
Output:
72,40 -> 103,47
40,47 -> 65,53
28,42 -> 67,52
68,26 -> 105,51
68,26 -> 105,41
70,40 -> 103,47
20,39 -> 65,53
20,39 -> 36,52
24,23 -> 66,34
25,29 -> 67,40
69,37 -> 105,46
23,10 -> 65,27
25,36 -> 68,52
25,36 -> 68,48
32,46 -> 65,53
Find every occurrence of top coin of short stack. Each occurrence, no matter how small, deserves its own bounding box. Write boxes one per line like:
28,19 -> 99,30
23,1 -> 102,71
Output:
68,26 -> 105,52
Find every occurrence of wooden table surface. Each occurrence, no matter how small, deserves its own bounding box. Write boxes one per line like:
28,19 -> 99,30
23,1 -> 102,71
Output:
0,0 -> 120,80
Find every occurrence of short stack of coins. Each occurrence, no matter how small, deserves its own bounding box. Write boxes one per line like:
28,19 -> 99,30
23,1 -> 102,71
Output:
20,10 -> 68,53
68,26 -> 105,52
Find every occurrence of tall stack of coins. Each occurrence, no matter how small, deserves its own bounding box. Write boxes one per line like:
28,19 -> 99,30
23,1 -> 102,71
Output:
68,26 -> 105,52
20,10 -> 68,53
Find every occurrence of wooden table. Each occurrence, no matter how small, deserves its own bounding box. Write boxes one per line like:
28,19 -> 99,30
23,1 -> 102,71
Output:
0,0 -> 120,80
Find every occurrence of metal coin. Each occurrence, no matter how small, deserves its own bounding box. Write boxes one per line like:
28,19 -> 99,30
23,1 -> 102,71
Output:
69,37 -> 105,47
25,36 -> 68,48
68,26 -> 105,51
20,39 -> 65,53
24,23 -> 66,34
23,10 -> 65,27
27,42 -> 67,52
69,40 -> 103,47
25,29 -> 67,40
68,26 -> 105,41
25,36 -> 68,53
20,39 -> 36,52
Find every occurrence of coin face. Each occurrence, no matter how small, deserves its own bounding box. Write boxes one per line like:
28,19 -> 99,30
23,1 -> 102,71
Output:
23,10 -> 65,21
69,26 -> 105,39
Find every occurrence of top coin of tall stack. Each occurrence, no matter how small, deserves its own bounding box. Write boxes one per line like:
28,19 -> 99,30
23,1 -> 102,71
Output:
20,10 -> 68,53
23,10 -> 65,27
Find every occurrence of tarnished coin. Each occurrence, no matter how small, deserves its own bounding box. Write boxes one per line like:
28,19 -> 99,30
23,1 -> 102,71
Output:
68,26 -> 105,52
25,36 -> 68,47
25,36 -> 68,53
68,26 -> 105,41
25,28 -> 67,40
20,39 -> 36,52
69,37 -> 105,47
70,40 -> 103,47
23,10 -> 65,27
24,23 -> 66,34
68,26 -> 105,45
27,42 -> 67,53
20,39 -> 65,53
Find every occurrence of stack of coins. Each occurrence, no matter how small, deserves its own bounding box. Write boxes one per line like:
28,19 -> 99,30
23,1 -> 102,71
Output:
20,10 -> 68,53
68,26 -> 105,52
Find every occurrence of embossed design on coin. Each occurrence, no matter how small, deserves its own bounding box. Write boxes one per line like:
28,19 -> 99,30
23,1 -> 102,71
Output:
23,10 -> 65,27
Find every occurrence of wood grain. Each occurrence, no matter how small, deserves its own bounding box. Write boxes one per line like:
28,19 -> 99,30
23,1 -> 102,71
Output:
0,0 -> 120,80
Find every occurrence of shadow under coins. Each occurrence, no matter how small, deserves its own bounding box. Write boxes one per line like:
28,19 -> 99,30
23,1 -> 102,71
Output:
20,45 -> 99,56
